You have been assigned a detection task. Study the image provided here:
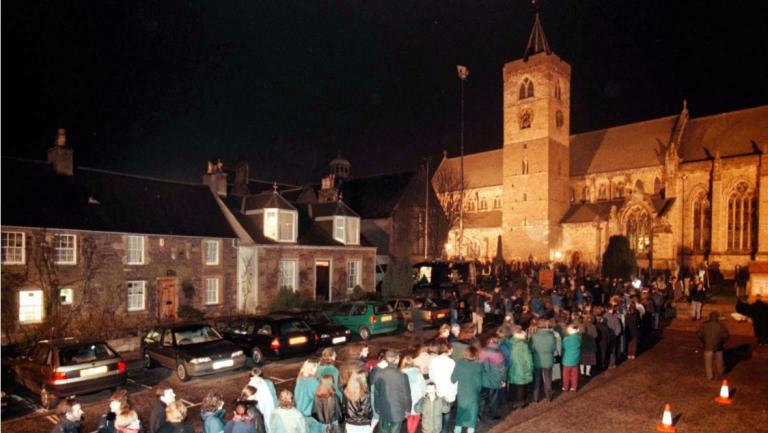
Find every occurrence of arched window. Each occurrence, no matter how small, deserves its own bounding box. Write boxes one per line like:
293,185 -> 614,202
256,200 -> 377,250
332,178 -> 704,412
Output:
692,190 -> 711,253
635,179 -> 644,194
519,78 -> 534,99
569,188 -> 575,203
479,198 -> 488,211
598,184 -> 607,201
625,207 -> 651,254
582,185 -> 589,202
467,200 -> 475,212
726,182 -> 757,252
653,177 -> 662,195
615,182 -> 625,199
523,193 -> 527,202
522,159 -> 529,174
555,82 -> 562,100
493,197 -> 501,209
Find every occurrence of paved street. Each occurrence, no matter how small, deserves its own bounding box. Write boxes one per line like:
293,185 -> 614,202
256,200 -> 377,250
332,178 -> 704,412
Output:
2,313 -> 766,433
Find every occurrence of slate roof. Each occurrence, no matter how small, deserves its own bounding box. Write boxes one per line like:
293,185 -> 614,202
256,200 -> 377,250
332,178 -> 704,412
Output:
439,150 -> 503,189
242,191 -> 296,211
679,105 -> 768,161
309,201 -> 359,218
338,172 -> 416,219
1,157 -> 236,238
560,197 -> 676,224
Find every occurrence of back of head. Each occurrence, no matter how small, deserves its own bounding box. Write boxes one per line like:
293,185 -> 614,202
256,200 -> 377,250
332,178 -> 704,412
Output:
56,397 -> 79,418
384,350 -> 400,365
165,400 -> 187,423
115,410 -> 139,429
278,390 -> 295,409
463,346 -> 478,361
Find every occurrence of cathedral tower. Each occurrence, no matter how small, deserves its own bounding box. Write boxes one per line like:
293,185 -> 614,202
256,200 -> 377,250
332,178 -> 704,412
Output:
502,13 -> 571,260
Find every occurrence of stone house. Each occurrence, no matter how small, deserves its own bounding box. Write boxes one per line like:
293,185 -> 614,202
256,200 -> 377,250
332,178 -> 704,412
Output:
1,134 -> 239,345
435,13 -> 768,276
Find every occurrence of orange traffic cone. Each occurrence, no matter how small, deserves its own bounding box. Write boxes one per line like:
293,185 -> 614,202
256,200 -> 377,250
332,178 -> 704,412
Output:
657,403 -> 677,433
714,380 -> 732,404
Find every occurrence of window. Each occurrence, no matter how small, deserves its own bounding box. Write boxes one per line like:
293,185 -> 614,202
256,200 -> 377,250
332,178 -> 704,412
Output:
264,209 -> 297,242
19,290 -> 43,323
346,217 -> 360,245
615,182 -> 625,199
279,260 -> 298,291
493,197 -> 501,209
334,216 -> 346,242
582,186 -> 589,202
204,240 -> 220,265
60,288 -> 74,305
692,191 -> 711,253
635,179 -> 645,194
556,110 -> 564,129
519,77 -> 534,99
654,177 -> 662,195
53,234 -> 77,265
346,260 -> 361,292
569,188 -> 576,203
726,182 -> 756,252
555,82 -> 562,100
522,159 -> 529,174
333,217 -> 360,245
625,207 -> 651,254
127,281 -> 146,311
204,278 -> 220,305
126,236 -> 144,264
2,231 -> 25,264
479,199 -> 488,210
598,185 -> 607,201
467,200 -> 475,212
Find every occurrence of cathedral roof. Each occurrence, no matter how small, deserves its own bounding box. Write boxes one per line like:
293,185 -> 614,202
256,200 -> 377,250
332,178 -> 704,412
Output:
679,105 -> 768,161
438,149 -> 502,188
560,197 -> 675,224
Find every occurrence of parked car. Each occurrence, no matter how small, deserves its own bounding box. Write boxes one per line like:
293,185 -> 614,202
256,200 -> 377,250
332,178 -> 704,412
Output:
220,315 -> 319,364
11,338 -> 126,409
329,302 -> 399,340
386,297 -> 450,332
273,309 -> 351,347
434,298 -> 470,323
142,323 -> 247,381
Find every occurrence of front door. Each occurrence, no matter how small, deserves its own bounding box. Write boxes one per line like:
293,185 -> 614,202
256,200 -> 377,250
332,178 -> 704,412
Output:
315,260 -> 330,301
157,278 -> 177,321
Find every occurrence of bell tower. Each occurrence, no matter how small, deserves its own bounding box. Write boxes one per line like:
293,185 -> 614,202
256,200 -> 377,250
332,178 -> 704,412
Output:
501,12 -> 571,260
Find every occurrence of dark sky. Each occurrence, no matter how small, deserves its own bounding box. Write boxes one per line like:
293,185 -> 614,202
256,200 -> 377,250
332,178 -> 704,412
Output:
3,0 -> 768,184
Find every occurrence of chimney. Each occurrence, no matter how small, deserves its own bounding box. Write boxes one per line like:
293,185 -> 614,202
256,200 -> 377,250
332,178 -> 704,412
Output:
47,128 -> 73,176
233,160 -> 250,196
318,174 -> 339,203
203,158 -> 228,197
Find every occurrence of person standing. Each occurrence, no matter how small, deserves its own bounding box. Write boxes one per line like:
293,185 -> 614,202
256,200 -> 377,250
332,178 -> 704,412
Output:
401,356 -> 426,433
561,325 -> 582,392
373,351 -> 412,433
343,373 -> 372,433
697,311 -> 730,380
578,313 -> 597,377
478,337 -> 505,420
604,306 -> 622,368
625,303 -> 641,360
428,343 -> 457,433
157,401 -> 195,433
594,310 -> 612,371
270,390 -> 307,433
451,347 -> 484,433
737,295 -> 768,345
412,301 -> 426,348
340,343 -> 368,388
506,327 -> 533,409
530,319 -> 557,403
312,375 -> 343,433
97,389 -> 133,433
294,360 -> 320,418
415,382 -> 451,433
691,277 -> 706,320
246,367 -> 277,433
51,398 -> 84,433
150,385 -> 175,433
224,402 -> 262,433
316,348 -> 342,401
201,392 -> 227,433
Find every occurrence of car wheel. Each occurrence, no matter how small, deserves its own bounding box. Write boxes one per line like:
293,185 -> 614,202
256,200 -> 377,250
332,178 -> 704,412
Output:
143,351 -> 155,369
251,348 -> 263,365
359,326 -> 371,340
406,321 -> 415,333
176,362 -> 190,382
40,387 -> 58,410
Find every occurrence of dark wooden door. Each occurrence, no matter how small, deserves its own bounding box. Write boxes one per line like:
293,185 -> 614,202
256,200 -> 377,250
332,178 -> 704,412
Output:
158,278 -> 177,321
315,261 -> 330,301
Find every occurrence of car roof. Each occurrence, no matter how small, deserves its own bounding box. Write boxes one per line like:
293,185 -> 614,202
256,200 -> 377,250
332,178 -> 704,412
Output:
37,338 -> 109,348
157,322 -> 214,330
227,314 -> 302,322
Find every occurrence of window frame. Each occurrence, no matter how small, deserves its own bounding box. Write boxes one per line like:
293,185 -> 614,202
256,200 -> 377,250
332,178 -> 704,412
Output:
334,216 -> 346,243
126,235 -> 145,265
126,280 -> 146,312
204,277 -> 221,305
60,287 -> 74,305
2,231 -> 26,265
346,259 -> 362,292
203,240 -> 221,266
18,289 -> 44,324
278,259 -> 298,292
53,233 -> 77,265
345,217 -> 360,245
264,209 -> 298,243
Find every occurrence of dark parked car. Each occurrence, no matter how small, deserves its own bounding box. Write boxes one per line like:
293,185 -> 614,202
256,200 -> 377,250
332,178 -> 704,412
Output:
220,315 -> 319,364
387,297 -> 451,332
11,338 -> 126,409
142,323 -> 247,381
273,309 -> 351,347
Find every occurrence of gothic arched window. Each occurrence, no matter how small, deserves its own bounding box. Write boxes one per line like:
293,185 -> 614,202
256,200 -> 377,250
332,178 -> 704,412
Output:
615,182 -> 625,199
479,198 -> 488,211
598,184 -> 607,201
626,207 -> 651,254
582,186 -> 589,202
726,182 -> 757,252
569,188 -> 575,203
519,78 -> 534,100
555,82 -> 562,100
653,177 -> 662,195
522,159 -> 529,174
692,190 -> 711,253
635,179 -> 644,194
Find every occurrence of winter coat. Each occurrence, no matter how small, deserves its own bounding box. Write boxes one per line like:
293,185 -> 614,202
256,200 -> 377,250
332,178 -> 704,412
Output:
373,366 -> 412,423
414,396 -> 450,433
223,418 -> 257,433
562,334 -> 582,367
156,422 -> 195,433
428,354 -> 457,403
97,413 -> 118,433
294,377 -> 319,417
506,338 -> 533,385
498,339 -> 512,369
451,360 -> 483,428
697,319 -> 730,351
149,401 -> 167,433
625,311 -> 641,339
51,418 -> 82,433
478,346 -> 505,389
311,395 -> 342,425
315,364 -> 342,401
339,359 -> 364,388
201,408 -> 227,433
595,320 -> 612,350
343,394 -> 372,426
737,300 -> 768,338
605,313 -> 622,337
403,367 -> 426,414
451,340 -> 469,362
530,329 -> 557,369
580,322 -> 597,354
269,408 -> 307,433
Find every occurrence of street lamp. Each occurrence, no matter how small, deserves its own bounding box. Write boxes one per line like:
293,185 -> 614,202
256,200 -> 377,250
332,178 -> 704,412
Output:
457,65 -> 469,261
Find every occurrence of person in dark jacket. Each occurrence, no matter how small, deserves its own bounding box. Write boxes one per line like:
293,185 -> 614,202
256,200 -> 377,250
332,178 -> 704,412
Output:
690,277 -> 706,320
697,311 -> 730,380
478,337 -> 505,420
373,350 -> 412,433
594,309 -> 612,371
312,375 -> 342,432
412,301 -> 426,348
343,371 -> 373,433
156,401 -> 194,433
149,385 -> 175,433
51,397 -> 83,433
97,389 -> 133,433
451,347 -> 484,433
624,303 -> 641,359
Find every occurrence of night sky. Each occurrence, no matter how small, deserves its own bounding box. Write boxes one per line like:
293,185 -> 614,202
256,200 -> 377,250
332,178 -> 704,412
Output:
3,1 -> 767,185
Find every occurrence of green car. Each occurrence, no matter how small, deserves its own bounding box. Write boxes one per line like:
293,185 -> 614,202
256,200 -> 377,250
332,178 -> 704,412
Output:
328,302 -> 399,340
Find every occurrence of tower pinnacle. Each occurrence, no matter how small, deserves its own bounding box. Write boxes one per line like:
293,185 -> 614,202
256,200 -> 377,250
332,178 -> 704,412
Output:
524,12 -> 552,61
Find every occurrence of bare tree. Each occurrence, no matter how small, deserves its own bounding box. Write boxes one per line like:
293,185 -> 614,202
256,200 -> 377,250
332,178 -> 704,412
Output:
431,164 -> 470,257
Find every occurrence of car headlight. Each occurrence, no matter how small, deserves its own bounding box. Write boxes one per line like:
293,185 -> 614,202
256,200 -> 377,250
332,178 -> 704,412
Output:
345,329 -> 351,335
190,357 -> 212,364
320,334 -> 330,339
231,350 -> 244,358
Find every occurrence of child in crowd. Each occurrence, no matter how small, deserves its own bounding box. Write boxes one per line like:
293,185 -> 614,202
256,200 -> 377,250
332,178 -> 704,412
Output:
415,382 -> 451,433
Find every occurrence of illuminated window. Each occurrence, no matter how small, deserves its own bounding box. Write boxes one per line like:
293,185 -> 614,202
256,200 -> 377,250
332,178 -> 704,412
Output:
598,185 -> 607,201
493,197 -> 501,209
53,234 -> 77,265
279,260 -> 298,291
615,182 -> 625,199
346,260 -> 361,292
264,209 -> 297,242
204,240 -> 220,265
19,290 -> 44,323
519,78 -> 534,99
127,281 -> 146,311
726,182 -> 756,252
60,288 -> 74,305
126,236 -> 144,264
334,217 -> 360,245
692,191 -> 711,253
204,278 -> 220,304
2,231 -> 25,264
479,199 -> 488,210
626,208 -> 651,254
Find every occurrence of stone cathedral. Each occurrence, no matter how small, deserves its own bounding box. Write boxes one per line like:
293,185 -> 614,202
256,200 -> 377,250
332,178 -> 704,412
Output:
435,14 -> 768,277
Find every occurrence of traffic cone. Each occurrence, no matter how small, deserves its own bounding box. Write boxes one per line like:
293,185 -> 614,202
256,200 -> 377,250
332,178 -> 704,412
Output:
714,380 -> 732,405
656,403 -> 677,433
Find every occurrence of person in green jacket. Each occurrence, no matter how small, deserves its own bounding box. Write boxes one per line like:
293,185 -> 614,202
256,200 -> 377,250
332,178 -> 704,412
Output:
506,327 -> 533,409
315,348 -> 342,400
562,324 -> 582,392
450,346 -> 484,433
414,382 -> 451,433
530,319 -> 557,402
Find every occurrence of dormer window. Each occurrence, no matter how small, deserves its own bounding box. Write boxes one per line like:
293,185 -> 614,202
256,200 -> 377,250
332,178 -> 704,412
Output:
334,216 -> 360,245
264,209 -> 297,242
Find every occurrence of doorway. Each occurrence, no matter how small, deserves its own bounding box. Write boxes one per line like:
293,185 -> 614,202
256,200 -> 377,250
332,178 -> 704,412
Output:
157,278 -> 177,321
315,260 -> 331,301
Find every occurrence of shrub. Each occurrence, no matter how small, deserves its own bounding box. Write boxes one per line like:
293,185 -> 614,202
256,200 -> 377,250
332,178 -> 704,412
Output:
382,258 -> 413,298
602,235 -> 637,280
178,305 -> 206,322
269,286 -> 316,311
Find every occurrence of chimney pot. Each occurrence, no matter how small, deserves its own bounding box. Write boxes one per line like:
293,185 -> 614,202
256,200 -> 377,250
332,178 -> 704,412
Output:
48,128 -> 73,176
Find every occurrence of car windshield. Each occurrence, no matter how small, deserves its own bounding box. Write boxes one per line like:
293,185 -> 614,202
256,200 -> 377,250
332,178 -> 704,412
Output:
281,320 -> 312,334
373,304 -> 393,315
59,343 -> 116,366
224,319 -> 256,335
305,311 -> 330,324
174,325 -> 222,345
415,298 -> 438,308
